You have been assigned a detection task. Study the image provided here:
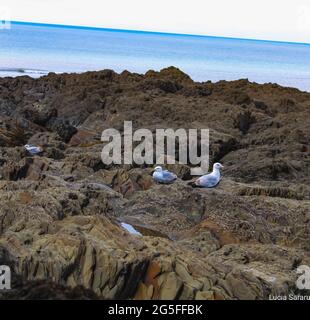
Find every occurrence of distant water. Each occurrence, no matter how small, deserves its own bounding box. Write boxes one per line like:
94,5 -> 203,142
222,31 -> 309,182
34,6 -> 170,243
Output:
1,21 -> 310,92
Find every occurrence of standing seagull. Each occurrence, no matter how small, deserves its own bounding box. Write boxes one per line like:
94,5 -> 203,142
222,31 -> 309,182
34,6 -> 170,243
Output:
152,166 -> 177,184
191,163 -> 224,188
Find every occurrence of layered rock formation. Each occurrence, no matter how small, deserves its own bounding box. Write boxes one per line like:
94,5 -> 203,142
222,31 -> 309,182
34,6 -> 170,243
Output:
0,67 -> 309,299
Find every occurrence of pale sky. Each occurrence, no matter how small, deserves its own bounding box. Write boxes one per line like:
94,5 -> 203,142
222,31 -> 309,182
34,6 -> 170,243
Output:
1,0 -> 310,43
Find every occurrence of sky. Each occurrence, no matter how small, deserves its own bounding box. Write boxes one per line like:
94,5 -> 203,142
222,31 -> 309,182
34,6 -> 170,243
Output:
1,0 -> 310,43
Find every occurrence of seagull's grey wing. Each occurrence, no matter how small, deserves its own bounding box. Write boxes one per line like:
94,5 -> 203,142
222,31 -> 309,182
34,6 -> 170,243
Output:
200,174 -> 219,188
31,148 -> 42,154
162,170 -> 177,181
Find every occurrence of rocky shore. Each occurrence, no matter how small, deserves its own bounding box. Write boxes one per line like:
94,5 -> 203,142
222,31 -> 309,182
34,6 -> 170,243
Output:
0,67 -> 309,299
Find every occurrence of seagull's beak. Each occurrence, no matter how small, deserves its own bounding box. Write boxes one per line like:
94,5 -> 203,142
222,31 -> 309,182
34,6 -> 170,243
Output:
221,165 -> 225,169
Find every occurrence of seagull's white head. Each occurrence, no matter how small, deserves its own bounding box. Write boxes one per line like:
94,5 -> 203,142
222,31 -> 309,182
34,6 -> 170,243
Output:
154,166 -> 163,172
213,162 -> 224,171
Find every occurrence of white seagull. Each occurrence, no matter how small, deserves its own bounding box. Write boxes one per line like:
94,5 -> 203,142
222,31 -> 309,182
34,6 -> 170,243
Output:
152,166 -> 177,184
24,144 -> 43,155
192,162 -> 224,188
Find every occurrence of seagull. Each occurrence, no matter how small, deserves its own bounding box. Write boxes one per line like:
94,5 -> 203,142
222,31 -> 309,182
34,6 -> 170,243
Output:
24,144 -> 43,155
152,166 -> 177,184
190,162 -> 224,188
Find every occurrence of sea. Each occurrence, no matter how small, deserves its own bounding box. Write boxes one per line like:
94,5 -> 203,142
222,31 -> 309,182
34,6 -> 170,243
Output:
1,21 -> 310,92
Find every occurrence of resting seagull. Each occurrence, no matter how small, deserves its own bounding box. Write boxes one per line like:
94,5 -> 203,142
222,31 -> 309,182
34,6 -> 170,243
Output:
191,162 -> 224,188
152,166 -> 177,184
24,144 -> 42,155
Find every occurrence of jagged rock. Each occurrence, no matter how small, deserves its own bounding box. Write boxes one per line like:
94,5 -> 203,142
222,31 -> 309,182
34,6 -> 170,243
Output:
46,118 -> 77,143
0,69 -> 309,300
234,110 -> 256,134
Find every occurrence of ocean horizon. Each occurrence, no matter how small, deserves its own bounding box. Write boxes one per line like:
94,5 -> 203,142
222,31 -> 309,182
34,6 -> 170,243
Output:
1,21 -> 310,92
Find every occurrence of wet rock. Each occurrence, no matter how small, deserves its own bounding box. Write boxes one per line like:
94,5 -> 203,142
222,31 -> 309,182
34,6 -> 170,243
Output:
234,110 -> 256,134
23,105 -> 57,126
46,118 -> 77,143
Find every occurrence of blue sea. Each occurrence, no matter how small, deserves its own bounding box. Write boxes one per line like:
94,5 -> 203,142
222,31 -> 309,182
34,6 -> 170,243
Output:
1,21 -> 310,92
